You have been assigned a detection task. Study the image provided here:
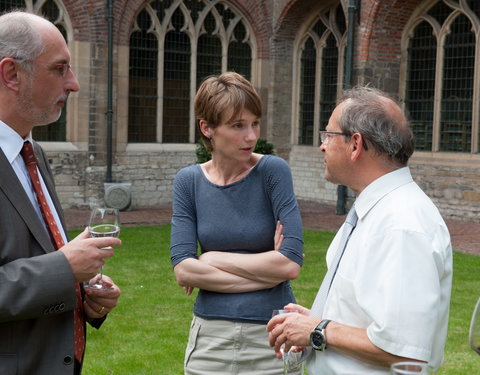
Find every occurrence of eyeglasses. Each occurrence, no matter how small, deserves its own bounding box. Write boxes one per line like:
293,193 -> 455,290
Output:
319,131 -> 348,144
53,63 -> 72,78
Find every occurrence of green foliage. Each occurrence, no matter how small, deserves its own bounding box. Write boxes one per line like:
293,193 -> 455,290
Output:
73,226 -> 480,375
254,138 -> 275,155
196,138 -> 275,163
195,140 -> 212,164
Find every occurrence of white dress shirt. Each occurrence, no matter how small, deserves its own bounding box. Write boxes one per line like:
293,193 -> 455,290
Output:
0,120 -> 68,244
307,167 -> 452,374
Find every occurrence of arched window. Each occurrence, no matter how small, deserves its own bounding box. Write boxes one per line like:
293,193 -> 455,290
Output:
296,4 -> 346,146
129,10 -> 159,143
163,8 -> 191,143
1,0 -> 72,141
299,38 -> 316,145
228,21 -> 251,78
406,21 -> 436,151
440,14 -> 474,152
403,0 -> 479,153
128,0 -> 255,144
197,11 -> 222,84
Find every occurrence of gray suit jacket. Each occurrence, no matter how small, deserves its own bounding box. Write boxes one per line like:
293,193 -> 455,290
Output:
0,142 -> 87,374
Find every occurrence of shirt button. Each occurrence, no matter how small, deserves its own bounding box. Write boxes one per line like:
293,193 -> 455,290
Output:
63,355 -> 73,365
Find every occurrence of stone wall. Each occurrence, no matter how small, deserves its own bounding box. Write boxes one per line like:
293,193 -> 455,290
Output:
47,144 -> 480,223
45,145 -> 196,210
409,153 -> 480,222
288,147 -> 480,223
114,147 -> 196,208
41,144 -> 88,208
289,146 -> 336,204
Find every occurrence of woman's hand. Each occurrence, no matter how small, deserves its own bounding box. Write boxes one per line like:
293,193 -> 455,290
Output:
274,220 -> 284,251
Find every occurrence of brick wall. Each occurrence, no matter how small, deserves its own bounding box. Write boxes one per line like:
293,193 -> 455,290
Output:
37,0 -> 480,223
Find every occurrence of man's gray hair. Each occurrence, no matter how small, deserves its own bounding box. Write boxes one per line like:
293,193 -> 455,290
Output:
338,86 -> 415,166
0,11 -> 46,72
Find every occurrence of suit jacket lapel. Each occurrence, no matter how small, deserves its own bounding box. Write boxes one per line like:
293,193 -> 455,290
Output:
0,147 -> 55,253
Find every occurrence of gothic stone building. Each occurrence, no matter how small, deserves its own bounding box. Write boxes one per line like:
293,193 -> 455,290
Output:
3,0 -> 479,222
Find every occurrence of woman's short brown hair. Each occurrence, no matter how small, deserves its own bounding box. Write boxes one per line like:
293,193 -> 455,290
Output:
195,72 -> 262,152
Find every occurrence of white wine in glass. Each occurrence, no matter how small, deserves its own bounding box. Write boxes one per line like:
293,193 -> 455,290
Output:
469,297 -> 480,355
86,206 -> 120,290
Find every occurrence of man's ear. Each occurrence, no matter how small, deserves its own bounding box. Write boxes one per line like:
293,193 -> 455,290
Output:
0,58 -> 21,92
350,133 -> 364,161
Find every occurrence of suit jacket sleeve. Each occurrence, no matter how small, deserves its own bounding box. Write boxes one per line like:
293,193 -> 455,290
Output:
0,144 -> 77,322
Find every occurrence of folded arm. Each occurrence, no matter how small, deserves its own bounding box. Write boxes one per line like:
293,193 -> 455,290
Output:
184,221 -> 299,290
174,257 -> 283,293
198,249 -> 300,284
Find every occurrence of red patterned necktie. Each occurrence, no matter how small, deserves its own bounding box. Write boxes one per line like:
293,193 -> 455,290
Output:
20,141 -> 85,362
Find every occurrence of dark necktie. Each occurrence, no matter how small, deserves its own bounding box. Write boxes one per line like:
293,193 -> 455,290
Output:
21,141 -> 85,362
311,205 -> 358,316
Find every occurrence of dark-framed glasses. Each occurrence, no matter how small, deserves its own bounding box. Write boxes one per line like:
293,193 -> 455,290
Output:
319,131 -> 348,144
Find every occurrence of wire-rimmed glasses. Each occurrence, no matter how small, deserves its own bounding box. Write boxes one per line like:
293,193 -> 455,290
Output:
319,131 -> 348,144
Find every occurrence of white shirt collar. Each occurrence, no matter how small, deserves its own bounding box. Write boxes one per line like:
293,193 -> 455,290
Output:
0,120 -> 33,164
354,167 -> 413,221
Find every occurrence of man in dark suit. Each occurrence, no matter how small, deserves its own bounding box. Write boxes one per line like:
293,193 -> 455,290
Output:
0,11 -> 122,375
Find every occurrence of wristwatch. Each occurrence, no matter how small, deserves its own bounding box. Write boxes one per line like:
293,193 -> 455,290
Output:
310,319 -> 331,351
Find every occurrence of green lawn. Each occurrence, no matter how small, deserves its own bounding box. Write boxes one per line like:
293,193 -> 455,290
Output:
76,225 -> 480,374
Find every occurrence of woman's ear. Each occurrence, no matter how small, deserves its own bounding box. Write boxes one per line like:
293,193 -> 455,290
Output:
0,58 -> 21,92
199,120 -> 212,139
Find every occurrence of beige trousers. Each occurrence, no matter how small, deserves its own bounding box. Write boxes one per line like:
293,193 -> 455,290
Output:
184,315 -> 303,375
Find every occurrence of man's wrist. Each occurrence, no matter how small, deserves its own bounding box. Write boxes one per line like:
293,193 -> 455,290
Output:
310,319 -> 332,351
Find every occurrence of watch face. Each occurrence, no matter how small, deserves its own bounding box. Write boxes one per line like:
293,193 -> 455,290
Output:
311,330 -> 325,349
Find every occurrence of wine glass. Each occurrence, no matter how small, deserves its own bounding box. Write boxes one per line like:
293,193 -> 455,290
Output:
272,309 -> 303,374
469,297 -> 480,355
85,206 -> 120,290
390,362 -> 433,374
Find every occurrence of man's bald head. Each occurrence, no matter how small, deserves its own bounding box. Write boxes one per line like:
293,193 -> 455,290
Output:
0,11 -> 59,72
337,86 -> 415,166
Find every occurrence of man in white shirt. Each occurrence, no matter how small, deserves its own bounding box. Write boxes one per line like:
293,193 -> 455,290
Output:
267,86 -> 452,374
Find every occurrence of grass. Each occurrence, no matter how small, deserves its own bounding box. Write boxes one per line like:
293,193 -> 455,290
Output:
74,225 -> 480,374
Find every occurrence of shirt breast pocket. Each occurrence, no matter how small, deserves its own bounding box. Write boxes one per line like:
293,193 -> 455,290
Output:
326,271 -> 369,328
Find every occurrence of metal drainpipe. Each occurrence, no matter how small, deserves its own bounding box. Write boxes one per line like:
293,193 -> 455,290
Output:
336,0 -> 358,215
106,0 -> 114,183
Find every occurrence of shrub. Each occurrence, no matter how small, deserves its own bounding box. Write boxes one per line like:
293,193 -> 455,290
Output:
196,138 -> 275,163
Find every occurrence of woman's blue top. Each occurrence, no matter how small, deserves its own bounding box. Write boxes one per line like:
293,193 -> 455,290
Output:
170,155 -> 304,324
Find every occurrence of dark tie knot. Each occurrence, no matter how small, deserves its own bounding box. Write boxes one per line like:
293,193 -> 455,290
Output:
20,141 -> 36,166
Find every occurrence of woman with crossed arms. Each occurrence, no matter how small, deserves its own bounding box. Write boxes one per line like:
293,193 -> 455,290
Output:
170,72 -> 304,374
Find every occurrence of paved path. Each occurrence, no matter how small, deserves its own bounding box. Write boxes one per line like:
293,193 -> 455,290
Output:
64,200 -> 479,256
